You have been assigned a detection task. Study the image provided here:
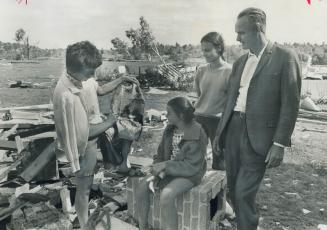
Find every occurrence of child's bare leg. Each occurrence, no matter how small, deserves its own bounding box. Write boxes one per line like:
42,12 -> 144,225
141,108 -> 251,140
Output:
160,178 -> 194,230
75,175 -> 94,229
117,139 -> 132,172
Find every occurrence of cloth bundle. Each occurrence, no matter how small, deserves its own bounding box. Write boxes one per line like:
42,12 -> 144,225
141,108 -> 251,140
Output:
111,81 -> 145,141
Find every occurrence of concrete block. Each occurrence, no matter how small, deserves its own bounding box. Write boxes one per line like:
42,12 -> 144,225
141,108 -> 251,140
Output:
126,171 -> 226,230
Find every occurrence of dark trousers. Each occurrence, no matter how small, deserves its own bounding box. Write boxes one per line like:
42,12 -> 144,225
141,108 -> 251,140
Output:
224,112 -> 266,230
195,115 -> 223,170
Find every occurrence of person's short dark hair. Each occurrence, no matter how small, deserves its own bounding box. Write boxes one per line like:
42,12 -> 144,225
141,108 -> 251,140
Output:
201,32 -> 225,59
66,41 -> 102,74
167,97 -> 195,124
238,7 -> 266,33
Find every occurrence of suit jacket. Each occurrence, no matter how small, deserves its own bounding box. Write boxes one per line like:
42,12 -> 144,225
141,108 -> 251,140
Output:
216,42 -> 302,156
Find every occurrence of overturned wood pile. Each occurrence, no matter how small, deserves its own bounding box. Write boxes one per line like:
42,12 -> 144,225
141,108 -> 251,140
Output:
0,104 -> 139,229
156,64 -> 196,90
298,109 -> 327,122
298,109 -> 327,125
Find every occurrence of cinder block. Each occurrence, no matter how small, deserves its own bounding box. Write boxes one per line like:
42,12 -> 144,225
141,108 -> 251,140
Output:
191,192 -> 199,216
199,183 -> 213,203
184,192 -> 190,201
177,196 -> 184,212
211,181 -> 222,199
178,214 -> 183,230
148,205 -> 153,227
126,171 -> 226,230
191,217 -> 199,230
133,200 -> 138,220
183,202 -> 191,227
154,219 -> 160,230
127,190 -> 134,216
153,193 -> 161,219
199,204 -> 210,230
126,176 -> 133,188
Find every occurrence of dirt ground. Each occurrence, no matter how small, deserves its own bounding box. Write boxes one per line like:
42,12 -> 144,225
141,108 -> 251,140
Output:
1,86 -> 326,230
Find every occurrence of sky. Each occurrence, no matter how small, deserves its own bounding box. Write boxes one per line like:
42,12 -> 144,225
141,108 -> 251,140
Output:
0,0 -> 326,49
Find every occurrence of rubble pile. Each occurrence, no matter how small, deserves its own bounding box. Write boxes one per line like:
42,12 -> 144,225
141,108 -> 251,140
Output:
156,64 -> 195,90
135,64 -> 196,91
0,104 -> 151,229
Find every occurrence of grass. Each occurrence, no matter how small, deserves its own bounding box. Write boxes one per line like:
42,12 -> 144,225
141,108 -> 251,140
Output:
257,163 -> 327,230
1,60 -> 326,229
133,91 -> 327,230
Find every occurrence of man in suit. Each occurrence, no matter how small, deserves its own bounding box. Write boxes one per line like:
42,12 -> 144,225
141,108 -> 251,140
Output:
213,8 -> 301,230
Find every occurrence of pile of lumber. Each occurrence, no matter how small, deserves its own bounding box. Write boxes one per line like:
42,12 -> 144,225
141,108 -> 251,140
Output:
298,109 -> 327,122
0,104 -> 64,229
0,103 -> 145,229
298,109 -> 327,125
0,104 -> 56,183
156,64 -> 196,90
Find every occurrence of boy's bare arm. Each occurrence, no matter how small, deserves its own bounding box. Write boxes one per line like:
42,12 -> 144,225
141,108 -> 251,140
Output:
89,115 -> 116,138
97,76 -> 139,95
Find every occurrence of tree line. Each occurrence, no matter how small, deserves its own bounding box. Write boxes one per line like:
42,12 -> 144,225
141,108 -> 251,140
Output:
110,16 -> 327,65
1,21 -> 327,65
0,41 -> 64,60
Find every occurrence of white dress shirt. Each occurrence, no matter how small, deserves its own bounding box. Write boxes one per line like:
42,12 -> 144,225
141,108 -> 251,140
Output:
234,43 -> 268,112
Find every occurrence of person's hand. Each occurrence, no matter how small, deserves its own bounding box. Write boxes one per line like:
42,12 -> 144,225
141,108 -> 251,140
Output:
103,115 -> 117,128
121,76 -> 140,85
150,162 -> 166,176
104,114 -> 117,123
265,144 -> 285,168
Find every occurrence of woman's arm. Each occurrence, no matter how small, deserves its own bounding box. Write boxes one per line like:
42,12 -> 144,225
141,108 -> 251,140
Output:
194,72 -> 201,97
194,66 -> 205,98
152,140 -> 165,164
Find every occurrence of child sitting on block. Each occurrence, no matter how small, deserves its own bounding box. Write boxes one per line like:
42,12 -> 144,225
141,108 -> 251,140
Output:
135,97 -> 208,230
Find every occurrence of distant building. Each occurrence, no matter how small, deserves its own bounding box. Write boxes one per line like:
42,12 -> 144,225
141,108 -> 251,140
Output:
302,55 -> 327,80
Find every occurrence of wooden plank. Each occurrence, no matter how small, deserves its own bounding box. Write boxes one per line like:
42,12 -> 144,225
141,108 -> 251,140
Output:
9,124 -> 55,139
0,140 -> 19,150
0,138 -> 28,151
297,118 -> 327,126
110,216 -> 138,230
299,109 -> 327,121
8,110 -> 42,120
0,124 -> 19,140
0,104 -> 52,112
19,141 -> 56,182
0,119 -> 54,129
15,136 -> 24,153
128,156 -> 153,168
300,128 -> 327,133
21,131 -> 56,142
160,64 -> 183,76
0,154 -> 25,182
0,201 -> 26,221
300,109 -> 327,116
60,186 -> 73,214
